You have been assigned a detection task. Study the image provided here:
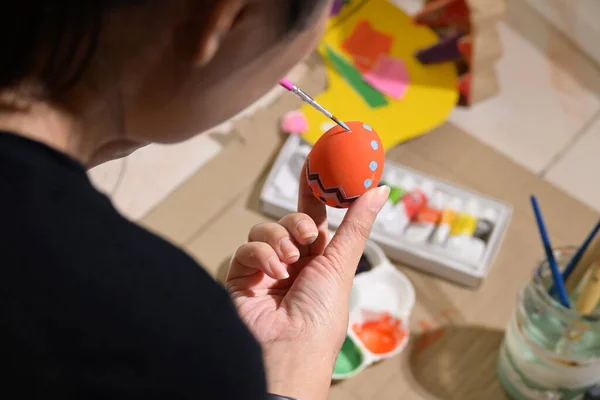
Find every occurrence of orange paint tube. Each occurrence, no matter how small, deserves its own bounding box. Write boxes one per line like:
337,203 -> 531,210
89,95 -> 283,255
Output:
405,192 -> 444,243
431,197 -> 462,246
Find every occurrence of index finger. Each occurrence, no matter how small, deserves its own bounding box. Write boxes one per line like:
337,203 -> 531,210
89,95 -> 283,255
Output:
298,159 -> 329,255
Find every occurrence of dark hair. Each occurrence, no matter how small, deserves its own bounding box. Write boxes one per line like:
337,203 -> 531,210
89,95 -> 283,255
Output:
0,0 -> 323,102
0,2 -> 106,100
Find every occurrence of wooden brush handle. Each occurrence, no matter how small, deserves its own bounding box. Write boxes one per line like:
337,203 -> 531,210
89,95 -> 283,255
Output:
575,262 -> 600,314
565,234 -> 600,293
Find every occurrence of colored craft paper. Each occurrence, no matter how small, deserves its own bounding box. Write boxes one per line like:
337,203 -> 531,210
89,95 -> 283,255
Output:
415,32 -> 463,64
457,34 -> 472,61
330,0 -> 344,16
300,0 -> 458,152
341,20 -> 394,73
413,0 -> 470,31
281,110 -> 308,134
363,56 -> 410,100
458,73 -> 471,99
325,47 -> 388,108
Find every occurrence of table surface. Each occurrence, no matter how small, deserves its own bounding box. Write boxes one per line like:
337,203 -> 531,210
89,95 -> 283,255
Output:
141,65 -> 598,400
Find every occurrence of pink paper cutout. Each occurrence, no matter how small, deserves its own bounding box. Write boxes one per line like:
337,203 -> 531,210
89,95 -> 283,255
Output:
363,56 -> 410,100
281,110 -> 309,134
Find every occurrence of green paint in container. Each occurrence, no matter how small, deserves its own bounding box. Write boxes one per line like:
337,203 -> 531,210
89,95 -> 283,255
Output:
334,336 -> 364,375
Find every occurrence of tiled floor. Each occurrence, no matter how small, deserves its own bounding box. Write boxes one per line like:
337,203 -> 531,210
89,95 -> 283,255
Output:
88,0 -> 600,219
449,20 -> 600,174
546,112 -> 600,211
91,134 -> 223,220
525,0 -> 600,66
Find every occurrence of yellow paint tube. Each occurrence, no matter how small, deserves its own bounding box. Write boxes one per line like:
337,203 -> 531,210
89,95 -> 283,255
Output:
449,199 -> 478,237
446,199 -> 479,259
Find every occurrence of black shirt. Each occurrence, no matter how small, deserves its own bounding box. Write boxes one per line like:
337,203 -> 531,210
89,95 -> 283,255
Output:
0,132 -> 267,399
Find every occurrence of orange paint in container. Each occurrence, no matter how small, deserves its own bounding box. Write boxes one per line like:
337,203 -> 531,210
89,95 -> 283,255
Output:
352,312 -> 406,355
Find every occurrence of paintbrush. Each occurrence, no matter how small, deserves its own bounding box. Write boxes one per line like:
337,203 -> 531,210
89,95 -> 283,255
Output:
556,236 -> 600,356
550,220 -> 600,296
566,232 -> 600,294
575,261 -> 600,314
279,79 -> 351,132
530,196 -> 570,308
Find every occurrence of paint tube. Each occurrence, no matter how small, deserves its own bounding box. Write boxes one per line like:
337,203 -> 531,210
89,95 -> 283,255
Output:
404,192 -> 444,243
379,185 -> 407,217
376,176 -> 416,235
469,208 -> 499,262
446,199 -> 479,259
377,170 -> 399,219
397,180 -> 435,234
431,197 -> 463,246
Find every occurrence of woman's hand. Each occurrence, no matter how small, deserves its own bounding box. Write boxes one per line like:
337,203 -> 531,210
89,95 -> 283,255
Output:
226,163 -> 389,400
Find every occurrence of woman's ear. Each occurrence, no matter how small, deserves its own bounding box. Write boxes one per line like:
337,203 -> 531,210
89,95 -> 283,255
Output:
195,0 -> 246,67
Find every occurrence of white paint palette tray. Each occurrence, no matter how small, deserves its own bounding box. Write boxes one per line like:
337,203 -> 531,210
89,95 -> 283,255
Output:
260,135 -> 513,287
332,231 -> 415,380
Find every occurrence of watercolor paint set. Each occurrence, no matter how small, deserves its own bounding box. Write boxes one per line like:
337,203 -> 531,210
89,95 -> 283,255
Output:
260,135 -> 513,287
331,230 -> 415,380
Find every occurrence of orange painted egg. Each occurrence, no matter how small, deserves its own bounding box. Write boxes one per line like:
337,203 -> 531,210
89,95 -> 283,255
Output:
306,121 -> 384,208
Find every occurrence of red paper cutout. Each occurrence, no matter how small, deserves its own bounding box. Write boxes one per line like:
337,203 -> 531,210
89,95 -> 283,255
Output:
341,20 -> 394,74
414,0 -> 470,30
457,34 -> 472,62
458,72 -> 471,99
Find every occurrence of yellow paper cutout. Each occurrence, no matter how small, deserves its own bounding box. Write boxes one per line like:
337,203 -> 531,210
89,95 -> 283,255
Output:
301,0 -> 458,152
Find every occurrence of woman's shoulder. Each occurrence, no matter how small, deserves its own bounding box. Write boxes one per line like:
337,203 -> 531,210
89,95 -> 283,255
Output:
0,158 -> 268,397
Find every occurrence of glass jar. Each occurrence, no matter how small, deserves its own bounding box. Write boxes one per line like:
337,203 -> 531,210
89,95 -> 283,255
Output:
497,247 -> 600,400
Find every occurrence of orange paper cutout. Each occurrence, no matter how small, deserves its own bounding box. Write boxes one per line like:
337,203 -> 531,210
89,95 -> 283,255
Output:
341,20 -> 394,74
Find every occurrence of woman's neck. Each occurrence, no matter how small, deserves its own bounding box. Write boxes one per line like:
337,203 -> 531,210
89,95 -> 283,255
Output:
0,102 -> 89,163
0,101 -> 144,169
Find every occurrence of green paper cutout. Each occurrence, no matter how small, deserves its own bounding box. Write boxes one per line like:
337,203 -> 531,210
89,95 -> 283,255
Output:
325,46 -> 388,108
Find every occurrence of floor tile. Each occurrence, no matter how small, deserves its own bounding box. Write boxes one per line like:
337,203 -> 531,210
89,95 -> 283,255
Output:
110,134 -> 223,221
524,0 -> 600,66
546,113 -> 600,213
88,158 -> 125,197
449,0 -> 600,174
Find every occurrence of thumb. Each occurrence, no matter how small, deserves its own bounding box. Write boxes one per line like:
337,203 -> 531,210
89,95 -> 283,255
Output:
323,185 -> 390,286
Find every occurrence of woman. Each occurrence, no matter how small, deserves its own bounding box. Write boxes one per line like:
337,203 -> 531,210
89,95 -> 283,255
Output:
0,1 -> 390,399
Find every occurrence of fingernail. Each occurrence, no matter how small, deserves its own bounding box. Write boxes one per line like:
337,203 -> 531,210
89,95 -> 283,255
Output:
269,257 -> 289,280
296,220 -> 318,243
369,185 -> 390,212
280,238 -> 300,261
